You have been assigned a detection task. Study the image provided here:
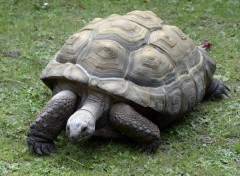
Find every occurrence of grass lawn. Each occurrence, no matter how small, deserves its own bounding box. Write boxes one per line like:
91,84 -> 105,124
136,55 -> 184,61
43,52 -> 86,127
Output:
0,0 -> 239,175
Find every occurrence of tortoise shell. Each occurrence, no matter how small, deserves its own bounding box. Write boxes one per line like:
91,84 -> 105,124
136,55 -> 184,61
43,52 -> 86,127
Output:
41,11 -> 214,116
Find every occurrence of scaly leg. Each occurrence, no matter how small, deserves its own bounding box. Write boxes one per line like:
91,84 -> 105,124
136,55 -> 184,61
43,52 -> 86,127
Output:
109,103 -> 160,153
27,90 -> 77,155
204,79 -> 230,100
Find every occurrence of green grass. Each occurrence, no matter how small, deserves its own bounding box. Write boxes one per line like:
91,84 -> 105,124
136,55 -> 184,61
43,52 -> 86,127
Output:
0,0 -> 239,175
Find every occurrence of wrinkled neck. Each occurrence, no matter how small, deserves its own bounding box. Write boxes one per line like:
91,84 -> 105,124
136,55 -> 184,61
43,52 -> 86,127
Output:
66,90 -> 111,141
79,90 -> 110,121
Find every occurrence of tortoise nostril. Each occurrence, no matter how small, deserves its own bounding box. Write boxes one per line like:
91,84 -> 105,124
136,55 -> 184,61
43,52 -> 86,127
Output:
66,125 -> 70,132
70,135 -> 78,141
81,126 -> 88,133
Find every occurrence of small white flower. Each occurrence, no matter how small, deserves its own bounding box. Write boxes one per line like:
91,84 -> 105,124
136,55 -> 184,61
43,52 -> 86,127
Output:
43,3 -> 48,6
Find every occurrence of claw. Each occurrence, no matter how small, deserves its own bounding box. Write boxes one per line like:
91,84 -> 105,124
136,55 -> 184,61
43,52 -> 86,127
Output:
219,94 -> 228,99
137,140 -> 160,154
34,142 -> 43,155
222,88 -> 229,97
41,143 -> 50,155
28,139 -> 55,155
225,85 -> 231,92
47,143 -> 55,154
219,82 -> 230,98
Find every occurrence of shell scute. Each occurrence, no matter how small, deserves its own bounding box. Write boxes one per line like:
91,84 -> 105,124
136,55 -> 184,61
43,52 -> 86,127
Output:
179,76 -> 197,112
149,28 -> 184,65
96,19 -> 148,45
148,87 -> 166,112
77,40 -> 129,78
126,46 -> 176,87
169,26 -> 194,52
189,58 -> 206,101
123,10 -> 163,29
57,30 -> 92,64
123,82 -> 150,107
96,79 -> 128,95
165,84 -> 182,116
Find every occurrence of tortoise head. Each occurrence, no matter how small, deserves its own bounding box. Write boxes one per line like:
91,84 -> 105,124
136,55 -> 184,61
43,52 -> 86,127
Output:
66,110 -> 96,142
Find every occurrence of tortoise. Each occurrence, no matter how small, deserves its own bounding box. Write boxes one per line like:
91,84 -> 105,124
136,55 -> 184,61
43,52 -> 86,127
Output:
27,10 -> 230,155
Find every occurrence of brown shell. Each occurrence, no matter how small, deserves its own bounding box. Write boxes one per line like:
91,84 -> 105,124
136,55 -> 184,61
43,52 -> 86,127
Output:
41,11 -> 215,116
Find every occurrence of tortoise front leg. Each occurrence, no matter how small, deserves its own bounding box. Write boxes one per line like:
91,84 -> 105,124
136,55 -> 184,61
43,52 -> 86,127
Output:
27,90 -> 77,155
109,103 -> 160,153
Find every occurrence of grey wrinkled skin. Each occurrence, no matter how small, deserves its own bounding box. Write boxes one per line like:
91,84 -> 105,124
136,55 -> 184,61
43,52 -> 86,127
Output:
27,90 -> 77,155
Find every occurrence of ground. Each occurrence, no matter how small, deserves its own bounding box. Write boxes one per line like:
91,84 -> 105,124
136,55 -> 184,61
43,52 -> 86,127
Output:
0,0 -> 239,175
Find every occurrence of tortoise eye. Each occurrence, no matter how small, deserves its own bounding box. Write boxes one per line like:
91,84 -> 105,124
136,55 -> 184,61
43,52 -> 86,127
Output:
81,126 -> 88,133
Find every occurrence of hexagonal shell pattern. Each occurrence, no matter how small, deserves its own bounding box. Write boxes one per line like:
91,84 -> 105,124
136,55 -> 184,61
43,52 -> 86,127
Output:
41,10 -> 213,117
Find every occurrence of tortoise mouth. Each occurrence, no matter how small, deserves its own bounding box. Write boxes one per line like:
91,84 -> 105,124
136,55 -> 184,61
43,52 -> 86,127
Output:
68,133 -> 93,143
66,116 -> 96,143
66,123 -> 95,142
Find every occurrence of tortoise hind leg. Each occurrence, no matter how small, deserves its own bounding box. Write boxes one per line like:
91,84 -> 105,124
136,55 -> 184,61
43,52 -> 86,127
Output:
109,103 -> 160,153
27,90 -> 77,155
204,79 -> 230,100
